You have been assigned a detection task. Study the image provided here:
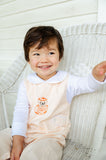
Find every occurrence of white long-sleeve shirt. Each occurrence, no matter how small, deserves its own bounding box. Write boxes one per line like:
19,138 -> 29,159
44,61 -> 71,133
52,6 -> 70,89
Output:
12,71 -> 106,137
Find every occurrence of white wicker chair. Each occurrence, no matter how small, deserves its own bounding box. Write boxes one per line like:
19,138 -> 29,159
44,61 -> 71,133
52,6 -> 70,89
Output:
0,23 -> 106,160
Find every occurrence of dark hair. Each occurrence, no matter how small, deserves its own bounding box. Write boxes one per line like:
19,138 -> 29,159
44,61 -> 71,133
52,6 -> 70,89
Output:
23,26 -> 64,61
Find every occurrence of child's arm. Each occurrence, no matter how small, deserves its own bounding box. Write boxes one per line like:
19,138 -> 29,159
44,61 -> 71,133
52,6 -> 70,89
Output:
67,61 -> 106,99
92,61 -> 106,82
11,81 -> 28,159
10,135 -> 24,160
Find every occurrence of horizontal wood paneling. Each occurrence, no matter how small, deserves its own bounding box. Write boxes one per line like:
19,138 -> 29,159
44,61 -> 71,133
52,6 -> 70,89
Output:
0,14 -> 97,51
0,39 -> 23,50
98,0 -> 106,22
0,0 -> 69,17
0,0 -> 97,28
0,14 -> 97,39
0,60 -> 13,67
0,0 -> 15,6
0,51 -> 21,60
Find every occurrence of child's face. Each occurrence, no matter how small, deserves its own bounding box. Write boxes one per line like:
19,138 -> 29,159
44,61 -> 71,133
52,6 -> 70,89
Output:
28,39 -> 60,80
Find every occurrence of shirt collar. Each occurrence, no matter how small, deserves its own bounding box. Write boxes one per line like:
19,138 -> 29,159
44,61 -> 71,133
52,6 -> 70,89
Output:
27,70 -> 67,84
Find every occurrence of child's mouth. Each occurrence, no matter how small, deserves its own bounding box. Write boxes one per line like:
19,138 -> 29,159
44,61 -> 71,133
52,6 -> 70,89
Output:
38,65 -> 52,70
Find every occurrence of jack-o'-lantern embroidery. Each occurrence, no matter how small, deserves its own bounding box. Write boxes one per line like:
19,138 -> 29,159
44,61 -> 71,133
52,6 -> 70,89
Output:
34,97 -> 48,115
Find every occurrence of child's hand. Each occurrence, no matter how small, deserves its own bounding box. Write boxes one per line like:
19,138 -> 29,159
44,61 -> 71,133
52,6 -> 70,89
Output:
10,135 -> 24,160
92,61 -> 106,82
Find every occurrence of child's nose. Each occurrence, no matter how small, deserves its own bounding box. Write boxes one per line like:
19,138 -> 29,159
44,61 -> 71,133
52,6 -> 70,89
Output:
40,54 -> 48,62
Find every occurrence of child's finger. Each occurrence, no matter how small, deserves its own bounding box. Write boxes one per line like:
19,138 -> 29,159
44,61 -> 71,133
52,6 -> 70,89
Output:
10,153 -> 15,160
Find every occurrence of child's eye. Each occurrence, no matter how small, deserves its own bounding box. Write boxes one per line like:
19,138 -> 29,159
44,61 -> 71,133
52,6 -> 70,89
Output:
33,53 -> 40,56
49,52 -> 54,55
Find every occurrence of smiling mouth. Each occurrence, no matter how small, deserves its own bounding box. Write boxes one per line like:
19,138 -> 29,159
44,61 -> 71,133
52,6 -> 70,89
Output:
38,65 -> 52,69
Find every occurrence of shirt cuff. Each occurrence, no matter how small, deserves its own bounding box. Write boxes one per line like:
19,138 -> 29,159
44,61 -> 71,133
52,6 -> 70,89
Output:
88,71 -> 106,91
12,122 -> 27,137
90,71 -> 106,84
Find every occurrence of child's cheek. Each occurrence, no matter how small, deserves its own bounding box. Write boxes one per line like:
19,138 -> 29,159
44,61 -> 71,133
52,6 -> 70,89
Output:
31,59 -> 37,66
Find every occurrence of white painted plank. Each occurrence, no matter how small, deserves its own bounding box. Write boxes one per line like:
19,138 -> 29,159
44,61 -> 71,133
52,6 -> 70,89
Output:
0,60 -> 13,66
0,27 -> 28,39
0,0 -> 14,6
0,39 -> 23,50
0,0 -> 69,17
0,0 -> 97,28
98,0 -> 106,22
0,51 -> 21,59
0,14 -> 97,50
0,54 -> 19,60
0,14 -> 97,39
42,14 -> 97,29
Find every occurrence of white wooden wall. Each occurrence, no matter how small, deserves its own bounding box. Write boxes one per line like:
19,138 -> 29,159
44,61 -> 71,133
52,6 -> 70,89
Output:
0,0 -> 105,76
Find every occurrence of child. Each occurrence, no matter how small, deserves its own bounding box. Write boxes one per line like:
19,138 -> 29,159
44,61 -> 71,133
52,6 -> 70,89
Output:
0,26 -> 106,160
